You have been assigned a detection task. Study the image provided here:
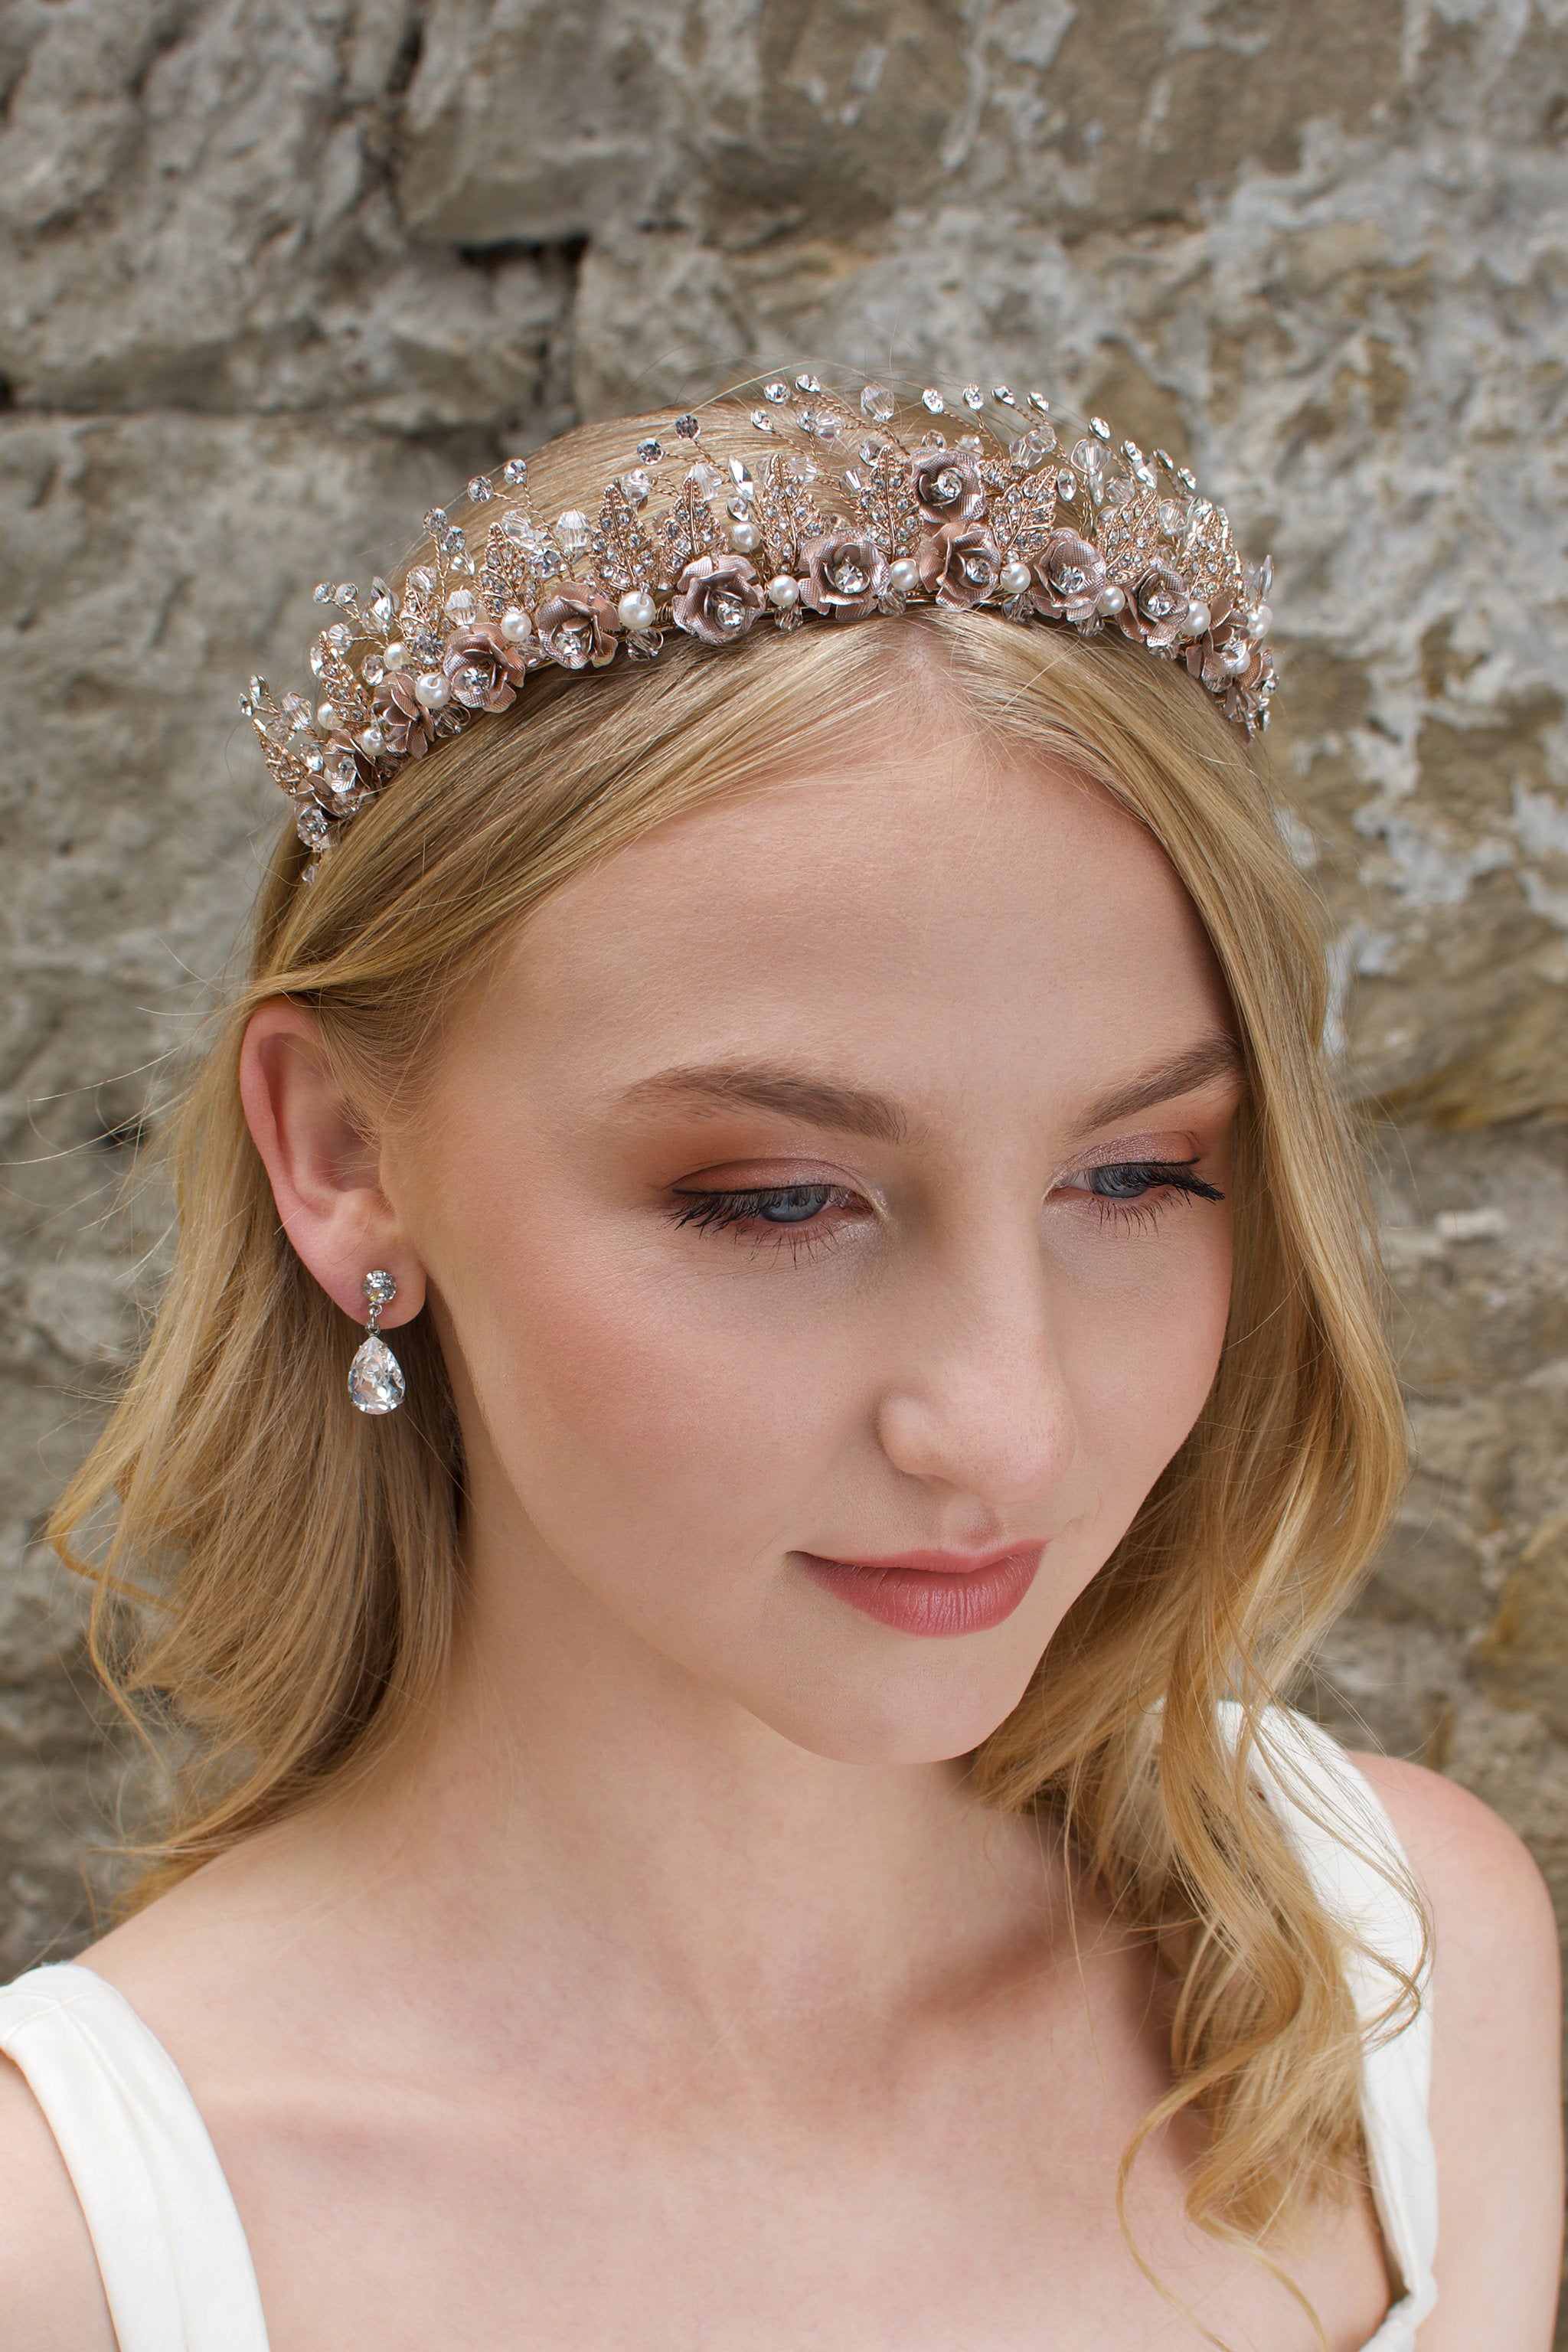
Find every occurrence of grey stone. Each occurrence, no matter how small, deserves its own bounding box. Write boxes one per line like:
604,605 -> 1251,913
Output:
2,12 -> 1566,2328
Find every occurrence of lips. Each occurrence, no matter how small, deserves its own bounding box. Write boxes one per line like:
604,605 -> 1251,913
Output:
796,1541 -> 1045,1638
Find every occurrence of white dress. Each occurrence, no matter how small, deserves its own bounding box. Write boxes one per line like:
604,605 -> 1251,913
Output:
0,1707 -> 1437,2351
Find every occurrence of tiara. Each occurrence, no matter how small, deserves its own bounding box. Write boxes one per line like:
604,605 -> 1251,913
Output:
240,368 -> 1277,867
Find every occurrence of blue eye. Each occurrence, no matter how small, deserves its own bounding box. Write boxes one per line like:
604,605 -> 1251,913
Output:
672,1182 -> 843,1235
1080,1159 -> 1225,1207
1089,1163 -> 1158,1198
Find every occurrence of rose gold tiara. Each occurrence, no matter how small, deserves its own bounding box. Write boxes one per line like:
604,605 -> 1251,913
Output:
240,368 -> 1277,867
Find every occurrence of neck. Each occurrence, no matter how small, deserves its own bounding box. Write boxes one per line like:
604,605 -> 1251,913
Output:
298,1491 -> 1059,2042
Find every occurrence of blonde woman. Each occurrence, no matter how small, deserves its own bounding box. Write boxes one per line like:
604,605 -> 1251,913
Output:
0,373 -> 1559,2350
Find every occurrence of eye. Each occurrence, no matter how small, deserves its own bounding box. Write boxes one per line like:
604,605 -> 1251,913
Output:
1061,1157 -> 1225,1227
662,1185 -> 860,1260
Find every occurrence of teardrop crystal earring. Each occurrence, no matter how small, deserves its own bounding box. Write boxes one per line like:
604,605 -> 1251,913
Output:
348,1269 -> 407,1414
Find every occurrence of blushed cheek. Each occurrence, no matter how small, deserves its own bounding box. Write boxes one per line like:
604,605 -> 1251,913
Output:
436,1216 -> 848,1589
1059,1230 -> 1233,1553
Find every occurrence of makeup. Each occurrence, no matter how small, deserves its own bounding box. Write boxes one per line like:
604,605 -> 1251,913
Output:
796,1542 -> 1044,1637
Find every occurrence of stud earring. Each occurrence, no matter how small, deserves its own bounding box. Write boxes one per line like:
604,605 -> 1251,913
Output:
348,1269 -> 407,1414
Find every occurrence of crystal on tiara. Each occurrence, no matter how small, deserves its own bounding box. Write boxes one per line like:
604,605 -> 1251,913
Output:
242,365 -> 1279,865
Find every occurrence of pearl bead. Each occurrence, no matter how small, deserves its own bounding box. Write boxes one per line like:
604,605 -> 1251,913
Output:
413,671 -> 451,710
315,701 -> 340,732
727,520 -> 762,554
354,724 -> 384,755
617,590 -> 657,632
888,557 -> 921,595
1184,598 -> 1212,638
498,606 -> 533,643
1249,599 -> 1273,637
766,575 -> 799,609
1095,586 -> 1126,617
382,639 -> 407,669
999,560 -> 1032,597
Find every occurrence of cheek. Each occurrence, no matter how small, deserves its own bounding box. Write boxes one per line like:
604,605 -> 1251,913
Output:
430,1187 -> 852,1576
1054,1209 -> 1233,1519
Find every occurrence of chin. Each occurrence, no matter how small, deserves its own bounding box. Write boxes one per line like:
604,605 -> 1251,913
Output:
743,1649 -> 1043,1769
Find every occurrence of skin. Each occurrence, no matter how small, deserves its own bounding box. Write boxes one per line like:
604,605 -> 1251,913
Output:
0,730 -> 1560,2350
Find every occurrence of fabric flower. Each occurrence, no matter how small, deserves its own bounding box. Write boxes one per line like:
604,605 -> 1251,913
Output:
671,553 -> 766,643
442,623 -> 527,711
1116,563 -> 1191,652
917,523 -> 1002,609
1027,531 -> 1106,625
800,532 -> 890,622
910,449 -> 986,528
371,671 -> 434,761
536,583 -> 622,669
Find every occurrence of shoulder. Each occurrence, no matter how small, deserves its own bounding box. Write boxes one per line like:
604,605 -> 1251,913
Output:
1348,1749 -> 1559,1991
0,2048 -> 116,2350
1348,1751 -> 1563,2348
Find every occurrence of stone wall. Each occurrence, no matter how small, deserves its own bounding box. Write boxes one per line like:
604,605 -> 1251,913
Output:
2,0 -> 1565,2295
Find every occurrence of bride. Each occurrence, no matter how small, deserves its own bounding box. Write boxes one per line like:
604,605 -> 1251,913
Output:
1,370 -> 1559,2350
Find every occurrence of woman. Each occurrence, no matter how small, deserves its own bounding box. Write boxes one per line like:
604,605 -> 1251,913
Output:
0,371 -> 1559,2350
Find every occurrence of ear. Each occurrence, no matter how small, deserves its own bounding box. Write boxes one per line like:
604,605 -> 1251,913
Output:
238,999 -> 426,1330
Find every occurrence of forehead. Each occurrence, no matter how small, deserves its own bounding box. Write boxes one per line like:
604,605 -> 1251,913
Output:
472,740 -> 1230,1099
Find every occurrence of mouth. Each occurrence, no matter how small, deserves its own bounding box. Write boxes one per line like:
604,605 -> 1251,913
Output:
795,1542 -> 1046,1638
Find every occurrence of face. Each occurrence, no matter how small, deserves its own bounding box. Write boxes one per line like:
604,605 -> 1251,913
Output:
383,727 -> 1243,1764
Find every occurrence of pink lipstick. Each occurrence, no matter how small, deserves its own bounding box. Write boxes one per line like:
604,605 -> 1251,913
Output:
796,1541 -> 1044,1637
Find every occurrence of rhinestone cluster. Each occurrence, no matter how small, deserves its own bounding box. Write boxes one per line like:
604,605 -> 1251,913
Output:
240,369 -> 1277,867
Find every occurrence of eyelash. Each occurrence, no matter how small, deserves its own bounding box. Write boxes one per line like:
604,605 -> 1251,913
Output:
668,1161 -> 1223,1256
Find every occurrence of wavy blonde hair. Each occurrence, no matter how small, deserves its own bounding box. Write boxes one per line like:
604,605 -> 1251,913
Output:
54,399 -> 1412,2301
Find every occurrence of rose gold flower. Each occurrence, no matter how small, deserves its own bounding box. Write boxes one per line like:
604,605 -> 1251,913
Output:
1184,620 -> 1276,734
1116,562 -> 1190,652
442,623 -> 527,710
536,583 -> 622,669
371,671 -> 433,761
1223,644 -> 1276,735
671,553 -> 765,644
800,532 -> 890,622
916,523 -> 1002,609
319,730 -> 381,809
910,449 -> 986,527
1027,531 -> 1106,624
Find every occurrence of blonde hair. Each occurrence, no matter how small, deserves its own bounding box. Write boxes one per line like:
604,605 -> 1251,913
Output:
54,400 -> 1412,2291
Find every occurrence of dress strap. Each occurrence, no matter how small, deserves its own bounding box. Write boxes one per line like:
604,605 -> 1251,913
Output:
0,1961 -> 270,2352
1217,1703 -> 1439,2347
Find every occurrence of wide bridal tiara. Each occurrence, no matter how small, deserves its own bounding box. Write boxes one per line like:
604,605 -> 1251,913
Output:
240,367 -> 1278,867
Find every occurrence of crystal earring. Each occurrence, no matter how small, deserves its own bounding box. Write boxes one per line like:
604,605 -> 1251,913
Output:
348,1269 -> 406,1414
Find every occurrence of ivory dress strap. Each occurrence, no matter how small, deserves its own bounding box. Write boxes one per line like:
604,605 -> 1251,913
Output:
1218,1702 -> 1439,2350
0,1960 -> 270,2352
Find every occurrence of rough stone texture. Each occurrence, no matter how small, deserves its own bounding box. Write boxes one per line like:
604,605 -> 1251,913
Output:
1,0 -> 1565,2299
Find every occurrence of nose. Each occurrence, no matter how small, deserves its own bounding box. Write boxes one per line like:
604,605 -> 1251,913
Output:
873,1234 -> 1076,1514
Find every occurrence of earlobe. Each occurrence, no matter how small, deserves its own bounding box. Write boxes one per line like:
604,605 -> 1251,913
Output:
237,999 -> 426,1328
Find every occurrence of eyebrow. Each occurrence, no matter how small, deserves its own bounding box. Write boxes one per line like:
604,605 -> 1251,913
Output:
615,1063 -> 911,1145
1076,1033 -> 1246,1134
614,1034 -> 1243,1149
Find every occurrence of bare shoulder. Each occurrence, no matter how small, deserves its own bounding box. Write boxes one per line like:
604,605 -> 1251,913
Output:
1348,1749 -> 1560,1991
1349,1750 -> 1563,2350
0,2053 -> 116,2351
